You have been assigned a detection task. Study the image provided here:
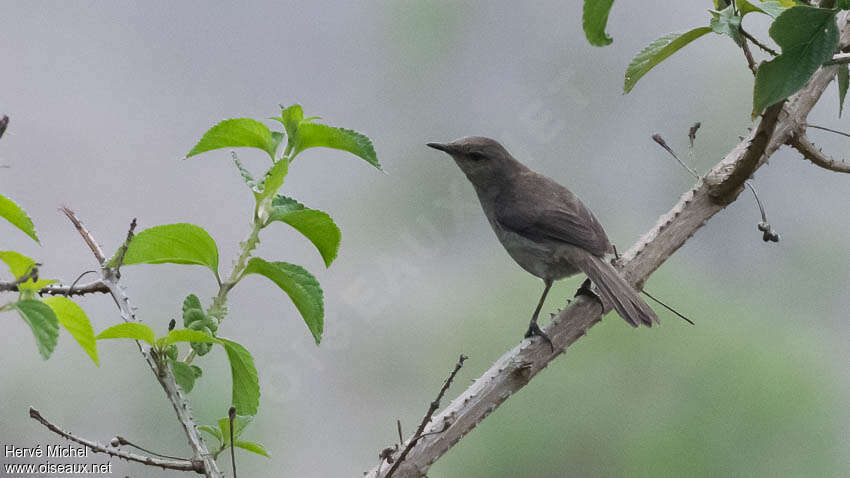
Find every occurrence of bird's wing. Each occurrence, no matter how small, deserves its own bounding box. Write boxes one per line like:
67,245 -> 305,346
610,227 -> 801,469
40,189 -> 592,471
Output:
495,173 -> 611,257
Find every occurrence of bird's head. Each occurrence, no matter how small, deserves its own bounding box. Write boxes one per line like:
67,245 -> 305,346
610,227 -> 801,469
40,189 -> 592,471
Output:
427,136 -> 520,188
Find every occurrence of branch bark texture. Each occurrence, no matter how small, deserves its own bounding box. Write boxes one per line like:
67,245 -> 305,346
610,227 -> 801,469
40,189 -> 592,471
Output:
366,11 -> 850,477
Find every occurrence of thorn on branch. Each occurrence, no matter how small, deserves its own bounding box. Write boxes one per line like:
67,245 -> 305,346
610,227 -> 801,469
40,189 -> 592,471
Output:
60,206 -> 106,264
113,218 -> 138,278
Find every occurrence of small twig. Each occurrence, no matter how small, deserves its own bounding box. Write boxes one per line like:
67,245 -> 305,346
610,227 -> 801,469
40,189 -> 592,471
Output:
0,278 -> 109,296
641,290 -> 694,325
739,30 -> 758,75
29,407 -> 202,472
0,115 -> 8,140
804,123 -> 850,139
113,218 -> 138,278
384,355 -> 468,478
229,406 -> 237,478
651,134 -> 700,179
744,181 -> 780,242
60,206 -> 106,264
790,133 -> 850,173
64,270 -> 98,296
740,28 -> 778,56
396,419 -> 403,445
688,122 -> 701,149
114,436 -> 189,462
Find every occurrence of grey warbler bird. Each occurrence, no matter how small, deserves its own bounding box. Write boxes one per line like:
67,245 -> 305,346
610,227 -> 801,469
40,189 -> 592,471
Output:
427,136 -> 658,348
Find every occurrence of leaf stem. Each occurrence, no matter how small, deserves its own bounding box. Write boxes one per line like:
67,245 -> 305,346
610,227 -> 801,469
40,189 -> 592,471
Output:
207,220 -> 263,321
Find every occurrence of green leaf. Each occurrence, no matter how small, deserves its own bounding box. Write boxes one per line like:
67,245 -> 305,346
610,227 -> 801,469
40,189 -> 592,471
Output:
186,118 -> 279,160
582,0 -> 615,46
710,5 -> 743,46
738,0 -> 786,18
200,425 -> 222,442
0,251 -> 56,292
219,339 -> 260,416
624,27 -> 713,94
160,329 -> 219,347
242,258 -> 324,344
15,300 -> 59,360
254,158 -> 289,221
292,123 -> 381,170
838,64 -> 850,118
0,194 -> 39,243
838,0 -> 850,10
96,322 -> 156,346
111,223 -> 219,278
231,152 -> 257,189
43,297 -> 98,366
217,415 -> 254,445
273,104 -> 304,154
752,6 -> 839,117
171,360 -> 197,392
235,441 -> 270,458
265,196 -> 341,267
183,293 -> 203,315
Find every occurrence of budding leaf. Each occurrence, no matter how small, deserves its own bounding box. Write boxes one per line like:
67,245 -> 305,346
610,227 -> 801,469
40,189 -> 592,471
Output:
43,297 -> 98,366
171,360 -> 197,392
0,194 -> 39,243
96,322 -> 156,346
752,6 -> 838,117
582,0 -> 615,46
186,118 -> 279,161
160,329 -> 219,347
0,250 -> 56,291
242,258 -> 324,344
109,223 -> 220,280
219,339 -> 260,416
15,299 -> 59,360
624,27 -> 713,94
710,5 -> 743,46
265,196 -> 341,267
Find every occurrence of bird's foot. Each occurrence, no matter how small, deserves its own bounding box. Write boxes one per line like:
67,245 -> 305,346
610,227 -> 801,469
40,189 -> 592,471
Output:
524,321 -> 554,353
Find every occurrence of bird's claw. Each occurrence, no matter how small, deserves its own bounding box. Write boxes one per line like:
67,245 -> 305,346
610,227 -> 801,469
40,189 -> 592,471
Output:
524,321 -> 554,353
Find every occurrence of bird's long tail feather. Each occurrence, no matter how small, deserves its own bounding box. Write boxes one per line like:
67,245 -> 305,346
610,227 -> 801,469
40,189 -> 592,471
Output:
579,254 -> 658,327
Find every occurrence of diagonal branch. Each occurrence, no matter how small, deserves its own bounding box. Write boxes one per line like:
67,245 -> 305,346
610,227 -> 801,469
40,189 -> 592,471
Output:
366,11 -> 850,478
29,407 -> 202,472
789,133 -> 850,173
56,210 -> 222,478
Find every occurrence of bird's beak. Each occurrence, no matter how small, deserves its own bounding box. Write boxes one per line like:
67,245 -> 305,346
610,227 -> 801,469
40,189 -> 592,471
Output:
427,142 -> 451,153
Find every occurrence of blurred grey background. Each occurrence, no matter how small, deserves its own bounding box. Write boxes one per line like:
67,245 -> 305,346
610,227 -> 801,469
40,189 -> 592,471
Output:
1,1 -> 849,477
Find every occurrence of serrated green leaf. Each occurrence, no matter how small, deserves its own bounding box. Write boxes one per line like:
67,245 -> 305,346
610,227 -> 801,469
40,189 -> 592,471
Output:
15,300 -> 59,360
265,196 -> 341,267
171,360 -> 197,392
0,251 -> 55,292
218,339 -> 260,416
752,6 -> 838,117
235,441 -> 270,458
711,5 -> 743,46
582,0 -> 615,46
254,159 -> 289,221
96,322 -> 156,346
161,329 -> 219,347
242,258 -> 324,344
43,297 -> 98,366
292,123 -> 381,170
624,27 -> 713,94
0,194 -> 38,243
110,223 -> 219,279
231,152 -> 257,189
838,63 -> 850,118
273,104 -> 304,154
186,118 -> 278,160
200,425 -> 222,442
738,0 -> 786,18
217,415 -> 254,445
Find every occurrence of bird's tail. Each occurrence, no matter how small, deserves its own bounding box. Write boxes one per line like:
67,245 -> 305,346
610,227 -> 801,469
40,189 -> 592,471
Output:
579,254 -> 658,327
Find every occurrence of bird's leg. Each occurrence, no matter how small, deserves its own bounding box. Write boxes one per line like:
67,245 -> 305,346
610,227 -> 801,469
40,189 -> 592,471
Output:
524,279 -> 554,352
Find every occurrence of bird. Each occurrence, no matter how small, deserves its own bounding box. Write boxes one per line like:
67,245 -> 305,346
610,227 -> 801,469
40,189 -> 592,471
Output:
427,136 -> 658,349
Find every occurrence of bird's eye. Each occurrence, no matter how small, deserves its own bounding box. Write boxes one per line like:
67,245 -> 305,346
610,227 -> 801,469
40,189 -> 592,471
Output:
469,152 -> 487,161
